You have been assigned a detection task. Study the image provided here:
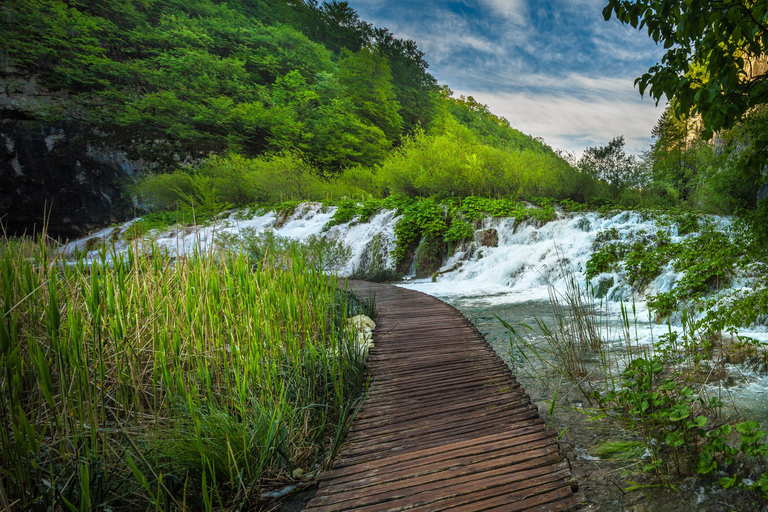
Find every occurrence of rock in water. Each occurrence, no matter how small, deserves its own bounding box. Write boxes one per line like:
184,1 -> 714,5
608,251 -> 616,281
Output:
478,228 -> 499,247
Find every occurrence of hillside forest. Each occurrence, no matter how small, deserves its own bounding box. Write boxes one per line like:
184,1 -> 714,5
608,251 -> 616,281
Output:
2,0 -> 766,231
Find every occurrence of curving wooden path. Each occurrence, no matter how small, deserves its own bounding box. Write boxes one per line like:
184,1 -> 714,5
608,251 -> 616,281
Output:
304,281 -> 584,512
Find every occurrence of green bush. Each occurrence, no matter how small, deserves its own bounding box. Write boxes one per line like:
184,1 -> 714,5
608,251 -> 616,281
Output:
375,123 -> 583,200
134,153 -> 371,217
445,219 -> 474,242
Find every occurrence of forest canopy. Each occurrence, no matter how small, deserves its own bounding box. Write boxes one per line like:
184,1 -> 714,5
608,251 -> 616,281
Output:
1,0 -> 441,172
2,0 -> 589,207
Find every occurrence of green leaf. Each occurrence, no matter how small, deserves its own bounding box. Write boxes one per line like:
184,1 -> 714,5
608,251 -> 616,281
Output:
669,405 -> 691,422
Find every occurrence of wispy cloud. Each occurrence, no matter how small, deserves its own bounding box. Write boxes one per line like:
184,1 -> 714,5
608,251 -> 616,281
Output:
455,87 -> 661,156
476,0 -> 528,25
347,0 -> 665,155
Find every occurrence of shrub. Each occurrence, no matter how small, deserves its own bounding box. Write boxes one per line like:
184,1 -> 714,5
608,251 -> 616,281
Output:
133,153 -> 372,217
375,125 -> 583,200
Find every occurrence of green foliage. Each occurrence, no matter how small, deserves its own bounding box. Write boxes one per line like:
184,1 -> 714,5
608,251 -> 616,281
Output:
5,0 -> 606,212
603,354 -> 768,493
323,198 -> 385,231
593,276 -> 615,299
604,0 -> 768,136
441,93 -> 544,151
649,106 -> 711,204
121,212 -> 185,241
585,247 -> 620,280
648,102 -> 768,219
458,196 -> 547,221
576,136 -> 648,195
134,153 -> 369,217
320,195 -> 559,269
586,226 -> 677,287
0,0 -> 436,173
392,198 -> 446,265
0,238 -> 367,510
595,440 -> 647,460
506,263 -> 768,497
586,212 -> 768,331
337,47 -> 403,143
607,1 -> 768,228
597,356 -> 717,477
444,219 -> 474,243
376,123 -> 581,200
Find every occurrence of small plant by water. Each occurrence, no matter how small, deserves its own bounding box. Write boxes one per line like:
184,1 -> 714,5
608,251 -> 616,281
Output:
503,263 -> 768,501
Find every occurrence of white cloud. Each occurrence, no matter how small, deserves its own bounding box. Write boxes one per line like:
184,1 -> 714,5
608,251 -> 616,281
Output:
346,0 -> 666,156
379,8 -> 511,63
476,0 -> 527,25
455,87 -> 663,156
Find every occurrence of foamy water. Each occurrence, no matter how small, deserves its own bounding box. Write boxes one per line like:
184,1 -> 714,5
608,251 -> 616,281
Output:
64,204 -> 767,344
63,203 -> 768,419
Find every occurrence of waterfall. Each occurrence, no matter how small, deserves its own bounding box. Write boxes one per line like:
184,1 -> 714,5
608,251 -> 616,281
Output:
63,202 -> 767,340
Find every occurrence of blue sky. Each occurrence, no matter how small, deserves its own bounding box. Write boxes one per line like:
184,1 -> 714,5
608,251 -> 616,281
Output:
348,0 -> 665,156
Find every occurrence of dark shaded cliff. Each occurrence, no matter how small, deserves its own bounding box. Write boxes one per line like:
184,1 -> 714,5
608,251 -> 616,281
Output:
0,71 -> 145,239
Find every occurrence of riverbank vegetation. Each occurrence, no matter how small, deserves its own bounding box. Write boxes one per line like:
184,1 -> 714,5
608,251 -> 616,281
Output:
504,259 -> 768,505
0,236 -> 372,510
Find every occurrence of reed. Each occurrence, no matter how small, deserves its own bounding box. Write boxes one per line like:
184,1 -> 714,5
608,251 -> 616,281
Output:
0,237 -> 370,510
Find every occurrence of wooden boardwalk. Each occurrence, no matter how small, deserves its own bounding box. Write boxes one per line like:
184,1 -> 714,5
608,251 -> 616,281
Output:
304,281 -> 584,512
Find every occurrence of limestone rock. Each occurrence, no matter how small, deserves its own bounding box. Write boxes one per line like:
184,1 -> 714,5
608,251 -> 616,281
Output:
0,70 -> 152,239
347,315 -> 375,355
478,228 -> 499,247
348,314 -> 375,331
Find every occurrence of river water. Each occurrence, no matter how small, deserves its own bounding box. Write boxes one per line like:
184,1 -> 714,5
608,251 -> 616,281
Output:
66,204 -> 768,420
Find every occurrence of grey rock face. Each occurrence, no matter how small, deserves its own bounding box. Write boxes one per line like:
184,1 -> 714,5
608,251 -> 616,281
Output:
0,119 -> 129,239
1,70 -> 149,239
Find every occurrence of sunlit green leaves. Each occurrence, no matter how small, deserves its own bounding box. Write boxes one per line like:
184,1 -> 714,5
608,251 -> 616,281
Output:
338,47 -> 403,143
0,0 -> 436,173
604,0 -> 768,134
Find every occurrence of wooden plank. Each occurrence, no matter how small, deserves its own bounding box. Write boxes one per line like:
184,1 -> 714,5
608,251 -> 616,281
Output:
309,465 -> 570,512
319,445 -> 562,498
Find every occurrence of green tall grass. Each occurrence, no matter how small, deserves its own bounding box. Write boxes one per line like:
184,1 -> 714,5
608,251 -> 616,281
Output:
0,237 -> 370,510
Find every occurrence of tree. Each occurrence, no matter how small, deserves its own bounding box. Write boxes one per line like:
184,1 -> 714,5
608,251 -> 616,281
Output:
337,47 -> 403,143
577,136 -> 646,194
649,105 -> 709,200
372,27 -> 439,133
603,0 -> 768,135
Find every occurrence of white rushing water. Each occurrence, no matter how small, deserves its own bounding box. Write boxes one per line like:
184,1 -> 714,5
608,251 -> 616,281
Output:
63,203 -> 767,342
62,203 -> 400,276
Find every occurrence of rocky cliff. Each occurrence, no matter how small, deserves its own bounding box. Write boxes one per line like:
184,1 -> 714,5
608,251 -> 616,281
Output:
1,68 -> 148,239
